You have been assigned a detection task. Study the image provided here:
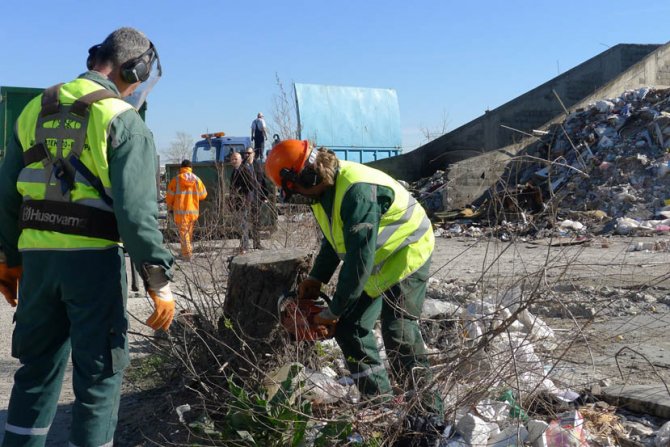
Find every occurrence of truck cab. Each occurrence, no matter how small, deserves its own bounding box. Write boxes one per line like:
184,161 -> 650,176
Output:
192,133 -> 252,162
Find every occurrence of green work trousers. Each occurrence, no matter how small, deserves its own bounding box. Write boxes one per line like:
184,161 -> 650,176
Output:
3,247 -> 129,447
334,258 -> 442,413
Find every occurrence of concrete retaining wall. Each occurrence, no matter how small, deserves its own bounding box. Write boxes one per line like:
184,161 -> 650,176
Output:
371,42 -> 670,182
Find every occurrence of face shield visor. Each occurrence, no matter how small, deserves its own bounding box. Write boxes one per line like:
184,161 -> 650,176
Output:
125,47 -> 162,110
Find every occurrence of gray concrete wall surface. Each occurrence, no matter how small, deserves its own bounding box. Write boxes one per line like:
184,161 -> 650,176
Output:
371,42 -> 670,182
441,41 -> 670,209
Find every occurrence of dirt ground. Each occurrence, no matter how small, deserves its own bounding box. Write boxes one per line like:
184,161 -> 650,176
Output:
2,228 -> 670,445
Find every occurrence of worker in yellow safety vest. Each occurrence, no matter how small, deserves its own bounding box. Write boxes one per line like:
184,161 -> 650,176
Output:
265,140 -> 443,417
0,27 -> 174,446
166,159 -> 208,260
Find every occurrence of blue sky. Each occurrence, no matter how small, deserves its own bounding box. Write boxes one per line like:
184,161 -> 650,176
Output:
2,1 -> 669,157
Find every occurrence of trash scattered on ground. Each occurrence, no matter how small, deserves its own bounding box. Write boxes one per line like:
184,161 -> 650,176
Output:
264,362 -> 352,405
155,86 -> 670,445
175,403 -> 191,423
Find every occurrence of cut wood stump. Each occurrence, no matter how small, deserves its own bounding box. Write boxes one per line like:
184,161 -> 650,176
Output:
220,248 -> 313,341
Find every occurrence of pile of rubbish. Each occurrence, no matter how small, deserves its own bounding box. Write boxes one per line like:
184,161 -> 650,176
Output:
543,88 -> 670,222
185,279 -> 667,446
415,87 -> 670,240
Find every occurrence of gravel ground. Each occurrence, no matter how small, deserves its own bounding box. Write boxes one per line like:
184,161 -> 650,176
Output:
2,232 -> 670,445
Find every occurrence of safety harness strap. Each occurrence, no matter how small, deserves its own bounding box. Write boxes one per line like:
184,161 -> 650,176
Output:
19,84 -> 120,240
22,84 -> 64,167
19,199 -> 120,242
68,156 -> 114,207
39,83 -> 63,117
71,89 -> 118,116
22,142 -> 50,166
26,83 -> 119,169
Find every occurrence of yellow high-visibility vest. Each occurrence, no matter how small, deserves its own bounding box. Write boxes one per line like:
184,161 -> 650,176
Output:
311,160 -> 434,297
15,78 -> 134,251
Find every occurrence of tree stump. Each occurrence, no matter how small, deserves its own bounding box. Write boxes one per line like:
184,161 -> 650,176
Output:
221,248 -> 313,341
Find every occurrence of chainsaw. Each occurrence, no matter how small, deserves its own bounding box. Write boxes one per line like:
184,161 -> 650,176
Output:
277,291 -> 336,341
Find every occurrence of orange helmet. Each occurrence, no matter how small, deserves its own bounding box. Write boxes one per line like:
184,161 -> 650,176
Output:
265,139 -> 311,187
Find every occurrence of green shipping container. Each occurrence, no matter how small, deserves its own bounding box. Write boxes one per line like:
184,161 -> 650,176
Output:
0,86 -> 43,159
0,86 -> 147,160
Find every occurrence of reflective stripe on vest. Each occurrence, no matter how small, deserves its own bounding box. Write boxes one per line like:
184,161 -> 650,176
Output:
311,161 -> 434,297
15,79 -> 133,250
17,168 -> 113,211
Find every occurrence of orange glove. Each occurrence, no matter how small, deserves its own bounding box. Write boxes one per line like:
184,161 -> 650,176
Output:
298,277 -> 322,300
0,263 -> 22,307
146,283 -> 175,331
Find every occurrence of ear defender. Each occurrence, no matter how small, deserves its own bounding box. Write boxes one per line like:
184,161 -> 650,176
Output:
279,167 -> 322,189
297,167 -> 322,187
279,168 -> 298,183
120,43 -> 156,84
279,168 -> 297,202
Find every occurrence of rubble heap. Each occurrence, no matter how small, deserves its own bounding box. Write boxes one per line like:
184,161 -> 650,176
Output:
495,87 -> 670,234
415,87 -> 670,239
531,88 -> 670,217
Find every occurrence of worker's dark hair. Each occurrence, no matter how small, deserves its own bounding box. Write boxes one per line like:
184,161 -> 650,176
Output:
91,27 -> 151,69
181,159 -> 192,168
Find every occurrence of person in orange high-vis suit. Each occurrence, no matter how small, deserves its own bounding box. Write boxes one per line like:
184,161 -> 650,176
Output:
166,159 -> 208,260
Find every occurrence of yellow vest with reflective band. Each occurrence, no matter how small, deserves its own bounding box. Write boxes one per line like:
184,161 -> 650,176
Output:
311,160 -> 434,297
15,78 -> 133,251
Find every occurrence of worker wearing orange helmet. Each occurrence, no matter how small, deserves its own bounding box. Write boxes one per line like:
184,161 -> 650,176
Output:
166,159 -> 208,260
265,140 -> 442,415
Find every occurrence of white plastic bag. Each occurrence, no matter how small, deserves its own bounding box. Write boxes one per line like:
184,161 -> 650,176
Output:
527,420 -> 549,447
489,425 -> 529,447
655,420 -> 670,447
264,362 -> 349,405
455,413 -> 499,447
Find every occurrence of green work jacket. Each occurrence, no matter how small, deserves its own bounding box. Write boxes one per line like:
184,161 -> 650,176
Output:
0,72 -> 172,273
310,161 -> 434,313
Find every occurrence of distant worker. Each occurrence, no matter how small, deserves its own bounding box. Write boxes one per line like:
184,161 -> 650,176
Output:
251,112 -> 268,160
166,159 -> 208,260
265,140 -> 442,416
242,146 -> 268,249
229,150 -> 264,252
228,152 -> 248,253
0,27 -> 175,446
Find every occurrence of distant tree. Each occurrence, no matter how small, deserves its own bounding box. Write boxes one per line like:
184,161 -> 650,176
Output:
163,132 -> 194,164
269,74 -> 300,141
419,110 -> 450,146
